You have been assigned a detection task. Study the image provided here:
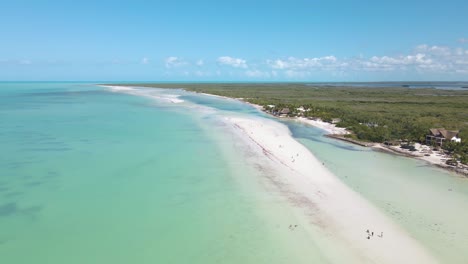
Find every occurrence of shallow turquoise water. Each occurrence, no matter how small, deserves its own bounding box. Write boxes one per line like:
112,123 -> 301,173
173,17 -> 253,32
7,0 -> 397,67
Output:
2,83 -> 468,263
287,121 -> 468,263
0,83 -> 326,263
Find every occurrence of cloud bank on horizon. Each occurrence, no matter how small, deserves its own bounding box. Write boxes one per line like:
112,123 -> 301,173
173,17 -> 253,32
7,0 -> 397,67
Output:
1,0 -> 467,81
4,43 -> 466,81
161,43 -> 468,80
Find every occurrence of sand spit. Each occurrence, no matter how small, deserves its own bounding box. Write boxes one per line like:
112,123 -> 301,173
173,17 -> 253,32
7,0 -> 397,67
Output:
101,85 -> 185,103
225,116 -> 439,264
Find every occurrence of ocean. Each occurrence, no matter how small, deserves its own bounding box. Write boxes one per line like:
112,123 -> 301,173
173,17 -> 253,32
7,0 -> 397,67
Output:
1,82 -> 467,263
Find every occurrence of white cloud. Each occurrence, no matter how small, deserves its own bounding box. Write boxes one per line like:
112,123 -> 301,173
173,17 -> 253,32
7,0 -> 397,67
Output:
264,44 -> 468,76
268,59 -> 287,69
217,56 -> 248,68
415,45 -> 451,56
165,56 -> 188,68
267,56 -> 337,70
161,44 -> 468,80
141,57 -> 149,64
366,53 -> 433,69
459,38 -> 468,44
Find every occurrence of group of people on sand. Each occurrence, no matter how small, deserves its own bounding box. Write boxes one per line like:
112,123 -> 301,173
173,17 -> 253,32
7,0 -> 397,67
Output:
366,229 -> 383,239
291,153 -> 299,163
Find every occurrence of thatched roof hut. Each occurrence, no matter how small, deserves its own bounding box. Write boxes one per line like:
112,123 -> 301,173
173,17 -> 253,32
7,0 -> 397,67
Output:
428,128 -> 459,139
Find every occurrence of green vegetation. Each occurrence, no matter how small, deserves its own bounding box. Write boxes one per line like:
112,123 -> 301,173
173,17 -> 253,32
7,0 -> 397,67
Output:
443,141 -> 468,164
112,83 -> 468,164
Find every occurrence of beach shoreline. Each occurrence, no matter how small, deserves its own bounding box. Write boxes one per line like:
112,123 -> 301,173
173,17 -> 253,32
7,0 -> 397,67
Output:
240,99 -> 468,176
223,115 -> 439,264
371,143 -> 468,176
105,84 -> 467,176
103,84 -> 468,176
102,84 -> 455,262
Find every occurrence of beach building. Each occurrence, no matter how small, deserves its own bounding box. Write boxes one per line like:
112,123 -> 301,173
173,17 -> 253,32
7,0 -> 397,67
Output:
295,106 -> 306,116
296,106 -> 305,112
426,128 -> 461,146
279,108 -> 290,116
331,118 -> 342,124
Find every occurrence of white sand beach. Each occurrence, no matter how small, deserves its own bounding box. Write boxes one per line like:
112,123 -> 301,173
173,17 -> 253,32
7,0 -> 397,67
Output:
290,111 -> 466,175
225,116 -> 439,264
295,117 -> 349,135
373,143 -> 468,176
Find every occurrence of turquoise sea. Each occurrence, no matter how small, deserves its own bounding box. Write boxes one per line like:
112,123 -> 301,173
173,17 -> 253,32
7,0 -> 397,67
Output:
1,82 -> 468,263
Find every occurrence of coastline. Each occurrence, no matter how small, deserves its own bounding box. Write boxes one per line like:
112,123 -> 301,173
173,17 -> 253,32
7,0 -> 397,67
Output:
108,84 -> 467,177
293,117 -> 350,135
322,130 -> 468,177
238,101 -> 468,177
102,84 -> 453,262
224,116 -> 439,263
371,143 -> 468,176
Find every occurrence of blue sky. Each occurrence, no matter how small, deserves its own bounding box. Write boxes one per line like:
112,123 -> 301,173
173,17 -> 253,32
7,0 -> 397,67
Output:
1,0 -> 467,81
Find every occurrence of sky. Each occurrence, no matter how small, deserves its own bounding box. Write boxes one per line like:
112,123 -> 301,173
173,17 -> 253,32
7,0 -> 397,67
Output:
1,0 -> 468,81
